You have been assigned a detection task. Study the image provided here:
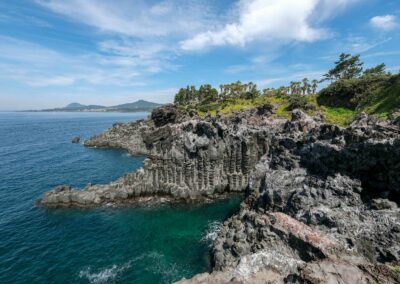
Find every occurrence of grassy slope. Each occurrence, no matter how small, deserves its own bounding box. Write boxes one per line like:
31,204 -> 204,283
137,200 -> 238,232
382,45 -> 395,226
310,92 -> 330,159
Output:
361,75 -> 400,118
188,95 -> 356,127
185,75 -> 399,127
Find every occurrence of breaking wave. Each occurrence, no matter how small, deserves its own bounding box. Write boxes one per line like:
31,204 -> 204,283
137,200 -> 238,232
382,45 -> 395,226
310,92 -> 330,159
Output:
78,252 -> 184,283
201,221 -> 222,245
79,261 -> 132,284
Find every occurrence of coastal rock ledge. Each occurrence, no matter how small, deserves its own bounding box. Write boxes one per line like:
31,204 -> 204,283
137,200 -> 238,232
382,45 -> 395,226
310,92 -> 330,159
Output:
37,106 -> 400,283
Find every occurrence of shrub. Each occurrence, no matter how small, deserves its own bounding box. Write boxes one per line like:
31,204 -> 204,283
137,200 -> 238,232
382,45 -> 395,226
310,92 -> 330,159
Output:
286,96 -> 310,111
317,75 -> 391,110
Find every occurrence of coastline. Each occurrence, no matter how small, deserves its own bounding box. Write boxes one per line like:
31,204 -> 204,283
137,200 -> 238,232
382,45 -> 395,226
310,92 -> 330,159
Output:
37,105 -> 400,283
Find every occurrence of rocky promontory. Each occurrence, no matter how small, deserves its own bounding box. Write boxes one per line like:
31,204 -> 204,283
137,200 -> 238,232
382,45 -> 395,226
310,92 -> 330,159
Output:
37,105 -> 400,283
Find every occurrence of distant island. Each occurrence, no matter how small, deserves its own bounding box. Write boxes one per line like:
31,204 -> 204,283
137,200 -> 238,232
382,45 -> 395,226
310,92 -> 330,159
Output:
31,100 -> 162,113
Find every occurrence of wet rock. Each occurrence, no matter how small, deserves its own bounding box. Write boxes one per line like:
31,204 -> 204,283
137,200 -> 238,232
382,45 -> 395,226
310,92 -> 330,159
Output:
71,136 -> 80,143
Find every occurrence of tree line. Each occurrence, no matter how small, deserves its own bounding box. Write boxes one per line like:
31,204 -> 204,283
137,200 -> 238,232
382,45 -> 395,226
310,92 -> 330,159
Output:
174,52 -> 391,106
174,79 -> 319,105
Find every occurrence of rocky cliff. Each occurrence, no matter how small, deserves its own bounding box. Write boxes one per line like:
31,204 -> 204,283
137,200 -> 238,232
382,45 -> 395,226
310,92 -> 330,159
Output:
38,105 -> 278,207
37,105 -> 400,283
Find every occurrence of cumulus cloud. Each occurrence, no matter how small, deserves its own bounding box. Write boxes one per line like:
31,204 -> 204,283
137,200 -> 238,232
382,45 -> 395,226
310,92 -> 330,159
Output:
180,0 -> 357,51
34,0 -> 214,79
370,15 -> 397,31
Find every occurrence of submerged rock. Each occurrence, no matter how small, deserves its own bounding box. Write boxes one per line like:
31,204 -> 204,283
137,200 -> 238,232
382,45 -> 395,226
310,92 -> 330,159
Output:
71,136 -> 80,143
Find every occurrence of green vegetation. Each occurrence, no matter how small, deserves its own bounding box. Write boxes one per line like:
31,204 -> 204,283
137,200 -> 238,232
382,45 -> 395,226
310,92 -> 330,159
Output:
391,265 -> 400,273
174,53 -> 400,127
322,107 -> 356,126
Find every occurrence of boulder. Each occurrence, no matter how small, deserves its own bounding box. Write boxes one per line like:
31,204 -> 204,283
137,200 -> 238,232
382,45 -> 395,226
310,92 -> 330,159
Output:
71,136 -> 80,143
151,105 -> 179,127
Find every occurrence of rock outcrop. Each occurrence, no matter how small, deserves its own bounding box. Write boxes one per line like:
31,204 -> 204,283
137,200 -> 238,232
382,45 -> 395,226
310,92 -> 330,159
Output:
38,106 -> 278,207
177,110 -> 400,283
37,106 -> 400,283
71,136 -> 80,143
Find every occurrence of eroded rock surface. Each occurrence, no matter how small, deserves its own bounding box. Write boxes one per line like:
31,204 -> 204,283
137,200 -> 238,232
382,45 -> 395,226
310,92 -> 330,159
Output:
37,106 -> 400,283
177,110 -> 400,283
38,107 -> 278,207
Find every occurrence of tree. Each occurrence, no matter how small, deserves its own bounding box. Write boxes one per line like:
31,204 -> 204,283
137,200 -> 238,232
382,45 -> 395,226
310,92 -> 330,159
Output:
292,81 -> 301,95
174,85 -> 198,105
244,82 -> 260,99
198,84 -> 218,103
290,81 -> 296,95
363,63 -> 386,76
301,78 -> 309,95
311,79 -> 318,94
322,53 -> 363,82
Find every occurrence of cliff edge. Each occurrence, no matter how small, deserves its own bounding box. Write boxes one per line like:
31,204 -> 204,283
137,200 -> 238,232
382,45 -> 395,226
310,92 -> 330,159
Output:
37,105 -> 400,283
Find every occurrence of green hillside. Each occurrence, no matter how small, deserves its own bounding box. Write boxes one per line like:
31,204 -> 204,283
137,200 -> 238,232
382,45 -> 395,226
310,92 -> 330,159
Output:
173,54 -> 400,126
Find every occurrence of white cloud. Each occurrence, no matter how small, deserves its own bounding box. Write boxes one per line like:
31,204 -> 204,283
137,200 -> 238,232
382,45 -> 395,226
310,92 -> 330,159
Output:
255,70 -> 325,88
0,36 -> 158,87
35,0 -> 216,37
370,15 -> 397,30
27,76 -> 77,87
33,0 -> 211,81
180,0 -> 357,51
346,36 -> 392,53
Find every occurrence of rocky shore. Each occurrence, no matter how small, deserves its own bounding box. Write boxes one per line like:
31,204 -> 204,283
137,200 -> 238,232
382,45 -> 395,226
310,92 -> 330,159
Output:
37,105 -> 400,283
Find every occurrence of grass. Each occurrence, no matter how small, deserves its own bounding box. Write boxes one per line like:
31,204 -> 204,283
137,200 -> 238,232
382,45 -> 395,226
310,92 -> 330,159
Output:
196,95 -> 292,119
322,106 -> 356,127
360,76 -> 400,118
188,75 -> 399,128
194,96 -> 358,127
391,265 -> 400,273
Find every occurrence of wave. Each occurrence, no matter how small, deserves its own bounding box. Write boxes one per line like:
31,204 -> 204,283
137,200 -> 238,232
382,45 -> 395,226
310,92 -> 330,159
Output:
78,261 -> 131,284
201,221 -> 222,246
78,252 -> 184,284
144,251 -> 183,283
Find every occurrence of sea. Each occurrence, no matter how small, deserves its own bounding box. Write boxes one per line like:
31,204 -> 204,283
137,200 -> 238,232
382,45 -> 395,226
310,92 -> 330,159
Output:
0,112 -> 241,284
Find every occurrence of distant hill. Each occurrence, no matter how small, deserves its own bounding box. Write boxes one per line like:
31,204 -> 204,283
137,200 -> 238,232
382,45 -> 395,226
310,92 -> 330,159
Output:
64,103 -> 106,110
38,100 -> 162,113
109,100 -> 161,111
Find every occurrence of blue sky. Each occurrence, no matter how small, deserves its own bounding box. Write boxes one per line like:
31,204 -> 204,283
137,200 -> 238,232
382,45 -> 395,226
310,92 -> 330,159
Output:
0,0 -> 399,110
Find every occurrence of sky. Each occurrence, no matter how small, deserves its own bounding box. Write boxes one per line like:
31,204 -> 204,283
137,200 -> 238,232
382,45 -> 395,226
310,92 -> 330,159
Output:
0,0 -> 399,110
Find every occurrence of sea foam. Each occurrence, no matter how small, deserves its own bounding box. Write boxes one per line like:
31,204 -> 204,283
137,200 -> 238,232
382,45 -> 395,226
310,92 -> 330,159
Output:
79,261 -> 131,284
201,221 -> 222,245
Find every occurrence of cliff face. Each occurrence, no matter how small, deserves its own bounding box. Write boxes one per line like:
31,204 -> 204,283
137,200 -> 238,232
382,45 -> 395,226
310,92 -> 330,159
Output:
37,105 -> 400,283
38,106 -> 279,207
178,110 -> 400,284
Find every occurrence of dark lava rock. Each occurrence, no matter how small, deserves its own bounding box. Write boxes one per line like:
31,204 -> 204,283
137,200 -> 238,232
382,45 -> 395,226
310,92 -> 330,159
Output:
370,198 -> 397,210
194,122 -> 215,138
256,104 -> 275,116
38,104 -> 400,284
151,105 -> 178,127
71,137 -> 80,143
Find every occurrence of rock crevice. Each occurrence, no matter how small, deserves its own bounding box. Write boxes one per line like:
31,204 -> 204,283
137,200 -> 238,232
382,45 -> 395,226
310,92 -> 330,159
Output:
37,106 -> 400,283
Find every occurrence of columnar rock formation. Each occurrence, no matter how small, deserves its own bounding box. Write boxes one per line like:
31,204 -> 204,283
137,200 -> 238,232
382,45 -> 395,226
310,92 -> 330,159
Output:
177,110 -> 400,283
37,105 -> 400,283
38,106 -> 277,207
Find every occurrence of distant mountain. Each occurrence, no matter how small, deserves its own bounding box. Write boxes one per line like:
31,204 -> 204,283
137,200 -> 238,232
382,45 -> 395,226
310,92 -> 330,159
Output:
37,100 -> 162,113
65,102 -> 86,109
64,103 -> 106,110
113,99 -> 161,109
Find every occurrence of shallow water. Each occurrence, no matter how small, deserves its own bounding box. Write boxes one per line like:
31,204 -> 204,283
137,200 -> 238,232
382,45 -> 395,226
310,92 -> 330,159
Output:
0,112 -> 241,283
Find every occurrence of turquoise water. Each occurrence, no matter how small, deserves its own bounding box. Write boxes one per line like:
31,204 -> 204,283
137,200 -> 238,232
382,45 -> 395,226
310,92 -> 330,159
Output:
0,112 -> 241,284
